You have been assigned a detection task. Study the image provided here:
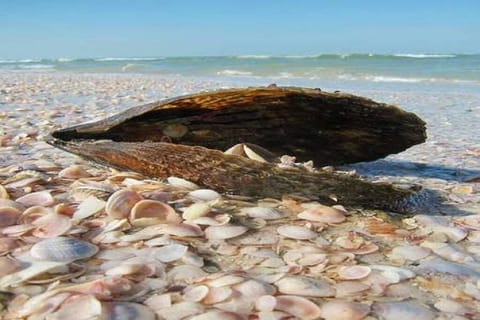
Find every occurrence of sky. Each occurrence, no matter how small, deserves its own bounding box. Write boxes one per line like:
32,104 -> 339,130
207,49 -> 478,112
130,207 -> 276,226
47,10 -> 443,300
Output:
1,0 -> 479,59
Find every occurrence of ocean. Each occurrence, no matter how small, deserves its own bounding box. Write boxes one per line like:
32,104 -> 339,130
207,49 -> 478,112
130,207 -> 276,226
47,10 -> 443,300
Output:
1,54 -> 479,87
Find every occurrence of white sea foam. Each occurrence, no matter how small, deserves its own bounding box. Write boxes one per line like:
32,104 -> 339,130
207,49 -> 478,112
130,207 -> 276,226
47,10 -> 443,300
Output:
216,69 -> 253,76
95,57 -> 160,61
393,53 -> 456,58
18,64 -> 55,70
56,58 -> 76,62
365,75 -> 429,83
0,59 -> 41,64
236,55 -> 272,59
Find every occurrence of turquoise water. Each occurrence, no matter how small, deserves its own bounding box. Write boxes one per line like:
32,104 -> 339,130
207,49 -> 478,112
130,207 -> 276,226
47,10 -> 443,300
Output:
1,54 -> 479,85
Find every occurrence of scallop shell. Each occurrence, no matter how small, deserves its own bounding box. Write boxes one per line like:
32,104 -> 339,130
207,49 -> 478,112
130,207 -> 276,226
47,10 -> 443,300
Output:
274,295 -> 322,320
321,300 -> 370,320
155,244 -> 188,263
129,199 -> 180,226
30,237 -> 99,262
16,191 -> 55,207
32,212 -> 72,238
298,204 -> 346,224
105,189 -> 143,219
276,225 -> 317,240
72,196 -> 106,221
255,295 -> 277,312
337,265 -> 372,280
58,165 -> 92,179
0,206 -> 21,227
183,285 -> 210,302
275,276 -> 335,297
204,225 -> 248,240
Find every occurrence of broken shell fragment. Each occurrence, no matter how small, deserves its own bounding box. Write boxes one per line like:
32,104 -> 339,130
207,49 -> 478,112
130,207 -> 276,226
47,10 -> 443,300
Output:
72,196 -> 106,221
240,206 -> 285,220
30,236 -> 99,262
105,189 -> 143,219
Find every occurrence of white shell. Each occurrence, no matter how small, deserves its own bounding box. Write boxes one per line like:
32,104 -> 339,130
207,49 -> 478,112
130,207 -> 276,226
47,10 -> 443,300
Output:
182,202 -> 211,220
276,225 -> 317,240
73,196 -> 106,220
321,300 -> 370,320
241,207 -> 285,220
205,225 -> 248,240
30,236 -> 99,262
298,204 -> 346,224
275,276 -> 335,297
337,265 -> 372,280
105,189 -> 143,219
16,191 -> 55,207
155,244 -> 188,263
167,177 -> 199,190
188,189 -> 221,202
373,301 -> 435,320
274,295 -> 322,320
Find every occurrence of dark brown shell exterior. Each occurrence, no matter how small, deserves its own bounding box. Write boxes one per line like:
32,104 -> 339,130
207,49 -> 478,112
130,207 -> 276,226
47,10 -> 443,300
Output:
48,86 -> 428,213
51,86 -> 426,166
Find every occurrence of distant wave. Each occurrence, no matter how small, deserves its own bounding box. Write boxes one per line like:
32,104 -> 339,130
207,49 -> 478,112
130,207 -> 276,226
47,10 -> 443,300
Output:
392,53 -> 457,58
216,69 -> 253,76
95,57 -> 161,62
18,64 -> 55,70
365,75 -> 429,83
0,59 -> 41,64
235,55 -> 272,59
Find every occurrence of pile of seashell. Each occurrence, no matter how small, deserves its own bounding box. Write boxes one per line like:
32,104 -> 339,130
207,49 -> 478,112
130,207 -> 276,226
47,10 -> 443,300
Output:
1,158 -> 480,320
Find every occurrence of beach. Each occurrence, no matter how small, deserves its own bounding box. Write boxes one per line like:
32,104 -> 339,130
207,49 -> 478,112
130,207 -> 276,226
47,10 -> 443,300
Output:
1,64 -> 480,319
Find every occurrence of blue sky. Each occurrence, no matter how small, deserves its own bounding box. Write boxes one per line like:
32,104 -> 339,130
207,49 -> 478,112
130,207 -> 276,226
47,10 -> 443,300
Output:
1,0 -> 479,59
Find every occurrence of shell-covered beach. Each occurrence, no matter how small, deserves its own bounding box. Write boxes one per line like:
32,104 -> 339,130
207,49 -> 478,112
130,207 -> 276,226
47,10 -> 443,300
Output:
1,70 -> 480,319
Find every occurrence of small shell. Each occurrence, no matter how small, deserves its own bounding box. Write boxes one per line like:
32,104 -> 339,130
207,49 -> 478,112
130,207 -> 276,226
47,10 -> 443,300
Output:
16,191 -> 55,207
167,177 -> 199,190
205,225 -> 248,240
255,295 -> 277,312
275,295 -> 322,320
321,300 -> 370,320
155,244 -> 188,263
163,123 -> 189,138
0,185 -> 9,199
73,196 -> 106,221
0,206 -> 21,227
335,281 -> 371,298
105,189 -> 143,219
32,213 -> 72,238
240,207 -> 285,220
183,285 -> 210,302
275,276 -> 335,297
129,199 -> 181,226
276,225 -> 317,240
373,301 -> 435,320
164,223 -> 204,237
337,265 -> 372,280
0,256 -> 20,277
182,202 -> 211,221
30,236 -> 99,262
233,279 -> 277,298
49,294 -> 102,320
298,204 -> 346,224
391,245 -> 431,262
103,302 -> 156,320
189,311 -> 246,320
188,189 -> 221,202
203,286 -> 233,304
58,165 -> 92,179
